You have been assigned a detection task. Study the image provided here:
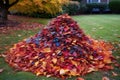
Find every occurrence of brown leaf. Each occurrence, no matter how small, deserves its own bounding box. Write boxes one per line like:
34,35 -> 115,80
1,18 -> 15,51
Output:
116,56 -> 120,59
112,71 -> 118,76
115,63 -> 120,68
102,76 -> 110,80
0,69 -> 4,73
76,77 -> 84,80
0,54 -> 6,58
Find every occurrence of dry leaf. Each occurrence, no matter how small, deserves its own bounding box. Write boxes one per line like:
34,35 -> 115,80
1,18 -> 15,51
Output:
76,77 -> 84,80
112,71 -> 118,76
102,76 -> 110,80
52,58 -> 57,64
0,54 -> 6,58
60,69 -> 69,75
5,14 -> 114,78
0,69 -> 4,73
41,48 -> 51,53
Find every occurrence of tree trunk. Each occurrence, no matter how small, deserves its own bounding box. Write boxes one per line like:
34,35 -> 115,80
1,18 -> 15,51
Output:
1,8 -> 8,20
0,8 -> 8,24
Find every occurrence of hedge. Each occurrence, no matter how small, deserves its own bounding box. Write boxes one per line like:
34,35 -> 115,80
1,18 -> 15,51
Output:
62,1 -> 80,15
86,3 -> 108,13
109,0 -> 120,13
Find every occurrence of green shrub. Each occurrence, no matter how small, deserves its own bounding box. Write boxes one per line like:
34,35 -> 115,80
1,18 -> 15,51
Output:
109,0 -> 120,13
79,4 -> 88,14
62,1 -> 80,15
72,0 -> 82,2
13,12 -> 58,18
86,3 -> 108,13
30,12 -> 57,18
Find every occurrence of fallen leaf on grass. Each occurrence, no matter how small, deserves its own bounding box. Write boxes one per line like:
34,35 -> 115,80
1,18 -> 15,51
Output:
0,54 -> 6,58
76,77 -> 84,80
5,14 -> 114,78
99,27 -> 104,30
18,34 -> 22,37
115,63 -> 120,68
102,76 -> 109,80
112,71 -> 118,76
116,56 -> 120,59
0,69 -> 4,73
117,36 -> 120,38
118,44 -> 120,47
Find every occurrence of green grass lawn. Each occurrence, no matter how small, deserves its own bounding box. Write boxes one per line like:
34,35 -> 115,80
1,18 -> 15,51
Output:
0,14 -> 120,80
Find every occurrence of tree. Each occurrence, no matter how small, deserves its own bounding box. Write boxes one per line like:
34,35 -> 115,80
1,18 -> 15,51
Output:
0,0 -> 68,21
10,0 -> 69,16
0,0 -> 19,21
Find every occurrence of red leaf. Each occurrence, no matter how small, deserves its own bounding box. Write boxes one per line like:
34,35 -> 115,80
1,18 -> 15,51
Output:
76,77 -> 84,80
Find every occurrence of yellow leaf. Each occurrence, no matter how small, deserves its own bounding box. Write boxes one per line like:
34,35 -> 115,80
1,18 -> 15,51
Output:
36,72 -> 41,76
35,61 -> 39,66
41,47 -> 51,53
41,62 -> 47,68
70,68 -> 78,76
87,67 -> 97,73
52,58 -> 57,64
89,56 -> 93,60
71,61 -> 78,67
60,69 -> 69,75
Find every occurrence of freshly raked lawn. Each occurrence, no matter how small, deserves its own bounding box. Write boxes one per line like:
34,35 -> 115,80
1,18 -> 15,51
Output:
73,15 -> 120,42
0,14 -> 120,80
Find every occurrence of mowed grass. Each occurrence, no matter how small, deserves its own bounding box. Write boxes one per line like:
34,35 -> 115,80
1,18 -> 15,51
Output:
73,15 -> 120,42
0,14 -> 120,80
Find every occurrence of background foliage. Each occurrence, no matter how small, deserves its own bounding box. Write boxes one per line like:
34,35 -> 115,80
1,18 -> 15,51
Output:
10,0 -> 69,16
62,1 -> 80,15
109,0 -> 120,13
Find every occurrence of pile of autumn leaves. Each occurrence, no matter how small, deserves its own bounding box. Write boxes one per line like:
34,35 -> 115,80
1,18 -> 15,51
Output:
5,14 -> 114,78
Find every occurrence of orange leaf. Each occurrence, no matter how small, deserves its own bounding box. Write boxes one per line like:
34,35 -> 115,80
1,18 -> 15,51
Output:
70,68 -> 78,76
71,61 -> 78,67
41,48 -> 51,53
52,58 -> 57,64
34,61 -> 39,66
103,57 -> 112,64
36,72 -> 41,76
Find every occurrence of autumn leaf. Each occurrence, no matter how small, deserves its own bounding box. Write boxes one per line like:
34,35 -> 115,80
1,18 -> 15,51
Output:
112,71 -> 118,76
102,76 -> 110,80
52,58 -> 57,64
41,47 -> 52,53
34,61 -> 39,67
5,14 -> 114,78
0,54 -> 6,58
0,69 -> 4,73
76,77 -> 84,80
59,69 -> 69,75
